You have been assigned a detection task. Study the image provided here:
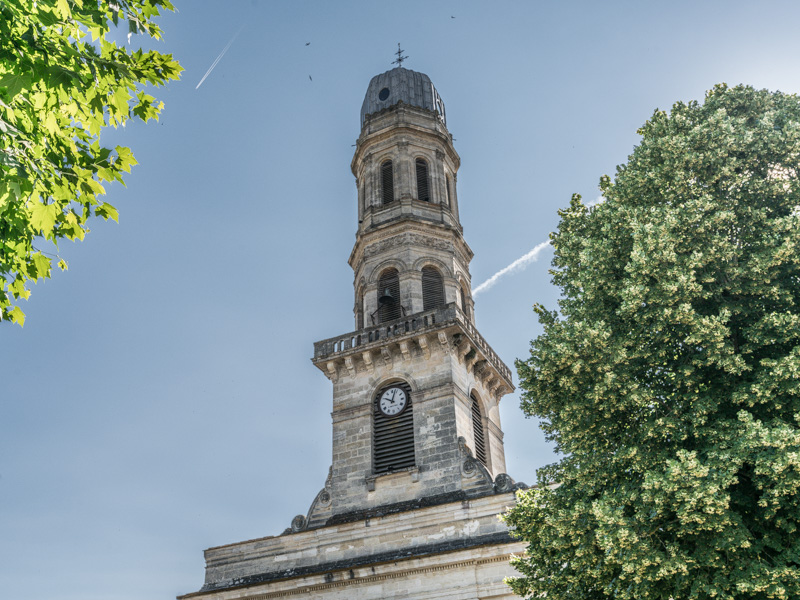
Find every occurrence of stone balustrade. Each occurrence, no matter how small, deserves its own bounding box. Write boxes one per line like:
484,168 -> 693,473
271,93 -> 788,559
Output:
313,303 -> 512,383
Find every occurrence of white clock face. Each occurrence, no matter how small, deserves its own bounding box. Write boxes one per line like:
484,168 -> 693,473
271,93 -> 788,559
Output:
379,387 -> 408,416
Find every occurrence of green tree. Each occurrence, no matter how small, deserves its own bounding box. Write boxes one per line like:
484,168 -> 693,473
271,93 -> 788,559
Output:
0,0 -> 181,325
504,85 -> 800,600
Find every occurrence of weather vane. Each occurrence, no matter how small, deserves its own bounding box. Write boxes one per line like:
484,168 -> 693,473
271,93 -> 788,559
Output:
392,43 -> 408,67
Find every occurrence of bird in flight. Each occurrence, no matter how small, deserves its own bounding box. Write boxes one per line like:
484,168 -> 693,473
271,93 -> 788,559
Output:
309,75 -> 313,81
305,42 -> 311,46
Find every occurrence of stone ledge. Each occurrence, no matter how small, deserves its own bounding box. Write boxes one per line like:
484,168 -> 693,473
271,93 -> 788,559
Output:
312,303 -> 514,392
189,532 -> 516,596
325,489 -> 470,526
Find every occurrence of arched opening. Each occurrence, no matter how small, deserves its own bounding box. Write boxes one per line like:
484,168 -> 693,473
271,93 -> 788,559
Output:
373,381 -> 415,474
381,160 -> 394,205
460,283 -> 471,319
356,289 -> 364,330
415,158 -> 430,202
471,392 -> 487,466
445,174 -> 452,207
377,268 -> 401,323
421,266 -> 445,311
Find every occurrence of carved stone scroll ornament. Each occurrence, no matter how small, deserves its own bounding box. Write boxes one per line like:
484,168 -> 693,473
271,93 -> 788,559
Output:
344,356 -> 356,378
290,514 -> 307,533
494,473 -> 515,494
399,341 -> 411,361
362,351 -> 374,374
326,361 -> 339,382
437,331 -> 450,354
457,436 -> 476,477
381,346 -> 393,369
465,350 -> 479,372
456,342 -> 471,365
318,489 -> 332,507
417,335 -> 430,359
462,456 -> 478,477
473,360 -> 487,381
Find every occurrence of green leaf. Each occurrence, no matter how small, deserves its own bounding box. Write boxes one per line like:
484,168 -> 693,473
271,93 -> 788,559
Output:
96,202 -> 119,222
31,253 -> 52,281
29,201 -> 59,235
115,146 -> 137,172
8,306 -> 25,326
0,73 -> 33,98
54,0 -> 71,19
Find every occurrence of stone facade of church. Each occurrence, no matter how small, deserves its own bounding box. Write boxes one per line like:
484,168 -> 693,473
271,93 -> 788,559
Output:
178,65 -> 529,600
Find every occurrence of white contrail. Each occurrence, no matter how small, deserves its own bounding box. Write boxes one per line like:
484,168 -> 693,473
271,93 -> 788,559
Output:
472,240 -> 551,297
196,26 -> 244,90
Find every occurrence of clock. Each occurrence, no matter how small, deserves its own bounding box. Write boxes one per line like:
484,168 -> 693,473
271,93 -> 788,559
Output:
378,386 -> 408,416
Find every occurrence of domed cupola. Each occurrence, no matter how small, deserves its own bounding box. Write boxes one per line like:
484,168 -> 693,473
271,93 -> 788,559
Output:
360,67 -> 446,127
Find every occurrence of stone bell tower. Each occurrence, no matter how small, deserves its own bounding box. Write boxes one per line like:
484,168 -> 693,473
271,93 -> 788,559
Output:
306,66 -> 517,524
179,65 -> 528,600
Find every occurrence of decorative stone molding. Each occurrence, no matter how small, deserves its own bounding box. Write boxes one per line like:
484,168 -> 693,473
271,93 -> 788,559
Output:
494,384 -> 510,401
399,341 -> 411,361
437,331 -> 450,354
455,339 -> 470,364
381,347 -> 393,369
465,351 -> 478,372
474,360 -> 487,381
344,356 -> 356,378
318,489 -> 332,507
326,361 -> 339,382
291,514 -> 307,533
417,335 -> 430,359
362,351 -> 374,374
494,473 -> 515,494
462,456 -> 479,477
232,552 -> 521,599
457,435 -> 494,488
407,233 -> 451,253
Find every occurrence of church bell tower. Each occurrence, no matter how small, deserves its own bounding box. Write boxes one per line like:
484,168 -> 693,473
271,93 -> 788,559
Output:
180,64 -> 527,600
306,65 -> 516,526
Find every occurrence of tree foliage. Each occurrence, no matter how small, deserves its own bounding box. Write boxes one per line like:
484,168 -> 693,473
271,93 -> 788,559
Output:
0,0 -> 181,325
504,85 -> 800,599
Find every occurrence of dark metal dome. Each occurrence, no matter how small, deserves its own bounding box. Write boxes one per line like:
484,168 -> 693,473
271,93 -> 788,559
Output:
360,67 -> 446,127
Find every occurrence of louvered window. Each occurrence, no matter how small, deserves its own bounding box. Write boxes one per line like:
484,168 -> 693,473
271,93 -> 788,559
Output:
377,268 -> 401,323
460,284 -> 470,319
374,381 -> 415,474
445,175 -> 452,206
421,267 -> 445,310
356,291 -> 364,329
471,393 -> 487,466
416,158 -> 430,202
381,160 -> 394,205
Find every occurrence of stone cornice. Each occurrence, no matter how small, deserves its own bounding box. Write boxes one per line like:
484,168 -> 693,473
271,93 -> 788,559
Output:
349,218 -> 473,271
180,533 -> 521,599
351,103 -> 460,176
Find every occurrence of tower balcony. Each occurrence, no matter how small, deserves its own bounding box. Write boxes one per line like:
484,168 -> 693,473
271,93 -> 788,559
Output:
312,303 -> 514,399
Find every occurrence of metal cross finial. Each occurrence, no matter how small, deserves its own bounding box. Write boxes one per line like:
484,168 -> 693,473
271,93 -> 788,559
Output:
392,43 -> 408,67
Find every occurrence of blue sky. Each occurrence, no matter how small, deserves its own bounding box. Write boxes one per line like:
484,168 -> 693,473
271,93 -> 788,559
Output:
4,1 -> 800,599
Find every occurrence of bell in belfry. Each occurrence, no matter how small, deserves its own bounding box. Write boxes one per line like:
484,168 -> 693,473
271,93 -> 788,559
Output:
378,288 -> 395,306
